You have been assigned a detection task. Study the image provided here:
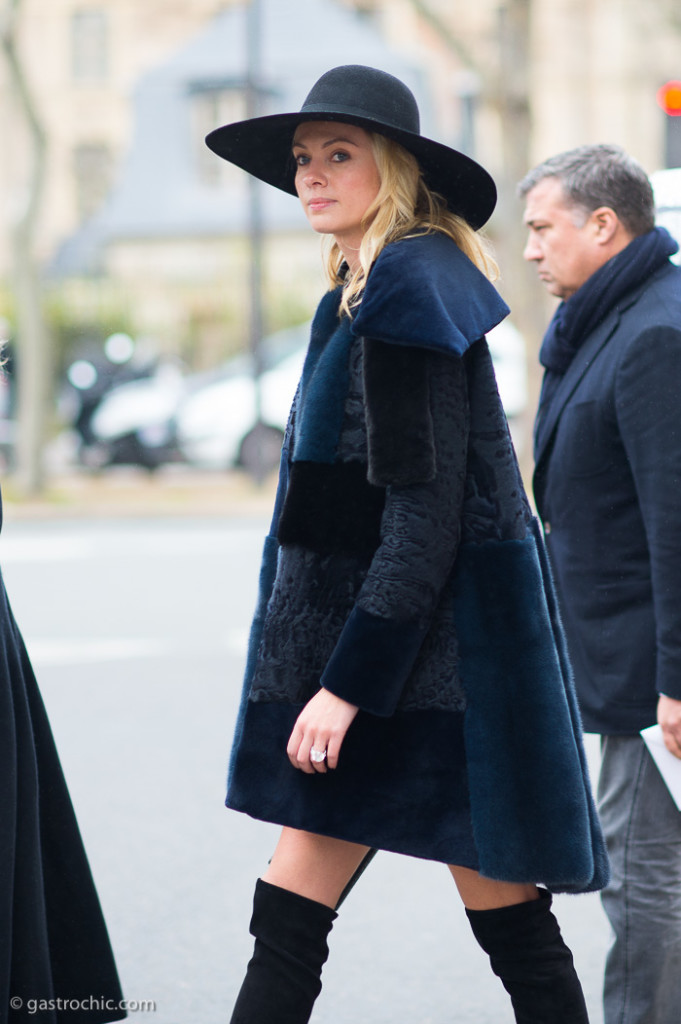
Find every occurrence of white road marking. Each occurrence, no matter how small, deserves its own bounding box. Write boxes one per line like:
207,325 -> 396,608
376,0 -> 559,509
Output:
0,536 -> 98,563
0,525 -> 265,564
23,629 -> 249,667
25,637 -> 167,667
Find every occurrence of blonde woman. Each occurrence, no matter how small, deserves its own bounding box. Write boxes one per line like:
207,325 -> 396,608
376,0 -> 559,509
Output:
207,65 -> 607,1024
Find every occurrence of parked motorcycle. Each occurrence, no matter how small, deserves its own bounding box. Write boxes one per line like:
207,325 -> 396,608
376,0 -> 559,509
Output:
62,333 -> 181,470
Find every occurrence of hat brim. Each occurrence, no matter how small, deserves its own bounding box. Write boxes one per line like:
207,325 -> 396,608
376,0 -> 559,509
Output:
205,110 -> 496,230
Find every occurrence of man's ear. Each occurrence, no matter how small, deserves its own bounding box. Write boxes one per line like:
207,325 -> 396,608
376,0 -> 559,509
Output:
590,205 -> 621,245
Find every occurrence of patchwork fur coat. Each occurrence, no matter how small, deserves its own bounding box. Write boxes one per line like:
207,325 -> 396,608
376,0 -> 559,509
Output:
227,231 -> 608,894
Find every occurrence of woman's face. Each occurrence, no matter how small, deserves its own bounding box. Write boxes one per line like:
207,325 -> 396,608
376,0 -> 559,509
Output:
292,121 -> 381,265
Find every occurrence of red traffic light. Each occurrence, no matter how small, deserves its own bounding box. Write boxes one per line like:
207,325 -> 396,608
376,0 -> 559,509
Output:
657,80 -> 681,116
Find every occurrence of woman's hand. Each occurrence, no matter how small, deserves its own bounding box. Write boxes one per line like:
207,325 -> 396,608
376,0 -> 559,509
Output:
287,688 -> 359,774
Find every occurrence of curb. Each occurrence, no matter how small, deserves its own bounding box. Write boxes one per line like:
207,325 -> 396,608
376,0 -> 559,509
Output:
2,467 -> 277,521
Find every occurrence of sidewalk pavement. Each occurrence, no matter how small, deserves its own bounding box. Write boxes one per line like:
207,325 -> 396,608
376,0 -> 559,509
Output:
1,466 -> 277,522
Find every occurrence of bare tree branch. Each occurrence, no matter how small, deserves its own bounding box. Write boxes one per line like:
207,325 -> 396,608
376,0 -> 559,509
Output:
405,0 -> 482,74
1,8 -> 46,234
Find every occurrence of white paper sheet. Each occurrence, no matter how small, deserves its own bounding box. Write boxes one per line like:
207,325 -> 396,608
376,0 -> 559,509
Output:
641,724 -> 681,811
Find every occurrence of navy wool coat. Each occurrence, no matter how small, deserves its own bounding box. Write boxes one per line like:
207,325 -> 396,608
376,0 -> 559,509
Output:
228,232 -> 608,894
534,260 -> 681,734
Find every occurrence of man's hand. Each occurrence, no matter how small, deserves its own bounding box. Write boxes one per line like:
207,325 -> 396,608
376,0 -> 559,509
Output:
287,688 -> 359,774
657,694 -> 681,759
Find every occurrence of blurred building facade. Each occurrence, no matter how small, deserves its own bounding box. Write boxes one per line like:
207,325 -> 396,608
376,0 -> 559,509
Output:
1,0 -> 680,364
346,0 -> 681,168
0,0 -> 227,269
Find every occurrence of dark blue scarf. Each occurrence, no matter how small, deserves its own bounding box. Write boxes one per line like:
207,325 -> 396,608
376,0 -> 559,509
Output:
539,226 -> 678,377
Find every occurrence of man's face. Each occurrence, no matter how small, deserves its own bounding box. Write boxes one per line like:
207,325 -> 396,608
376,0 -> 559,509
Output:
523,177 -> 609,300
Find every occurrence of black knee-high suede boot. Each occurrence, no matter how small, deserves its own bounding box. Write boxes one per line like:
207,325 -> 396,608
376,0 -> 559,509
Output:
229,879 -> 337,1024
465,889 -> 589,1024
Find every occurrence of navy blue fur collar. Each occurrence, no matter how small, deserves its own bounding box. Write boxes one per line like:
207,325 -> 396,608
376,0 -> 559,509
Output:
292,232 -> 509,465
293,287 -> 351,463
351,232 -> 509,355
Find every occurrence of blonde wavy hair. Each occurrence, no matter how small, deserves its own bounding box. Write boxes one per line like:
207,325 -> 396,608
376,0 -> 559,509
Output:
321,132 -> 498,318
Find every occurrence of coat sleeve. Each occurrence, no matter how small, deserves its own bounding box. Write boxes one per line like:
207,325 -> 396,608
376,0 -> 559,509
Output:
616,323 -> 681,701
320,339 -> 469,716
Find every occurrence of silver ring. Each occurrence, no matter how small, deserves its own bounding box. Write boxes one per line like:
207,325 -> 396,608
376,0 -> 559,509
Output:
310,747 -> 327,763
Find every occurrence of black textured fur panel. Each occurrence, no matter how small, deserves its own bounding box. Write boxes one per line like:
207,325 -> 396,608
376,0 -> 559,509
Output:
277,460 -> 386,559
363,336 -> 436,487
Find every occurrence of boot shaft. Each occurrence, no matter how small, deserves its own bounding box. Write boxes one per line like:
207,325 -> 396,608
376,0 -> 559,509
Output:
229,879 -> 337,1024
466,890 -> 590,1023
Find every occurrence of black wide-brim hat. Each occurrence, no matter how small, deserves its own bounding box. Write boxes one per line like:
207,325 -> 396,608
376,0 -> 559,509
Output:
205,64 -> 497,230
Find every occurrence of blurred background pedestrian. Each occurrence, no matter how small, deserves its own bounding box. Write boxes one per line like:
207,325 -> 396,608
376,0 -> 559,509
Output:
0,482 -> 126,1022
520,143 -> 681,1024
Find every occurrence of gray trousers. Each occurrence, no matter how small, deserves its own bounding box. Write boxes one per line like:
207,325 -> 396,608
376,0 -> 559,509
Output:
598,735 -> 681,1024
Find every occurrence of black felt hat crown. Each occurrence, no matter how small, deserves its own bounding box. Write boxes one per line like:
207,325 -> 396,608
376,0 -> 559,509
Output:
205,64 -> 497,229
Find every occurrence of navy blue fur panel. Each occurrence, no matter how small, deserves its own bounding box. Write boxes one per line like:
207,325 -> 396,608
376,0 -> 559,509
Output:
321,605 -> 426,716
268,447 -> 291,535
351,233 -> 510,357
293,289 -> 353,464
529,518 -> 611,890
363,337 -> 436,487
227,533 -> 280,785
227,700 -> 479,867
452,529 -> 609,893
277,460 -> 385,559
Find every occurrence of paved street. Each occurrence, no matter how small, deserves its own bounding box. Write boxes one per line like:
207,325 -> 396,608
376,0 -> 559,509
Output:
0,514 -> 610,1024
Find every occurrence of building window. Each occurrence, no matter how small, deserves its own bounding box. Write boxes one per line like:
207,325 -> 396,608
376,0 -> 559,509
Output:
191,87 -> 248,187
71,9 -> 109,82
73,142 -> 113,220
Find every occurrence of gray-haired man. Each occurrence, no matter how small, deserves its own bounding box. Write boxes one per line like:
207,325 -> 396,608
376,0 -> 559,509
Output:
520,144 -> 681,1024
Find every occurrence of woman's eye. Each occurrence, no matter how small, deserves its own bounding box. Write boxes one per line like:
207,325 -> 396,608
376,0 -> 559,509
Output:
294,153 -> 309,167
331,150 -> 350,163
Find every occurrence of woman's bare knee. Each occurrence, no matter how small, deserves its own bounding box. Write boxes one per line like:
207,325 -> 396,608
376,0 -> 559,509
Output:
448,864 -> 540,910
263,828 -> 371,908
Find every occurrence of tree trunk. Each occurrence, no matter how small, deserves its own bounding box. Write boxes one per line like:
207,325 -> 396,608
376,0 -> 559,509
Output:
403,0 -> 542,471
492,0 -> 546,475
1,0 -> 49,495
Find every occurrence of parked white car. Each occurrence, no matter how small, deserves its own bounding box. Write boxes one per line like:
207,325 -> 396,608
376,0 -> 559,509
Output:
175,346 -> 306,473
486,319 -> 528,420
651,167 -> 681,262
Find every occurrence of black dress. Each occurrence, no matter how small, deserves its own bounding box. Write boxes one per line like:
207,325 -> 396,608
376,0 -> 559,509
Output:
0,492 -> 126,1023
